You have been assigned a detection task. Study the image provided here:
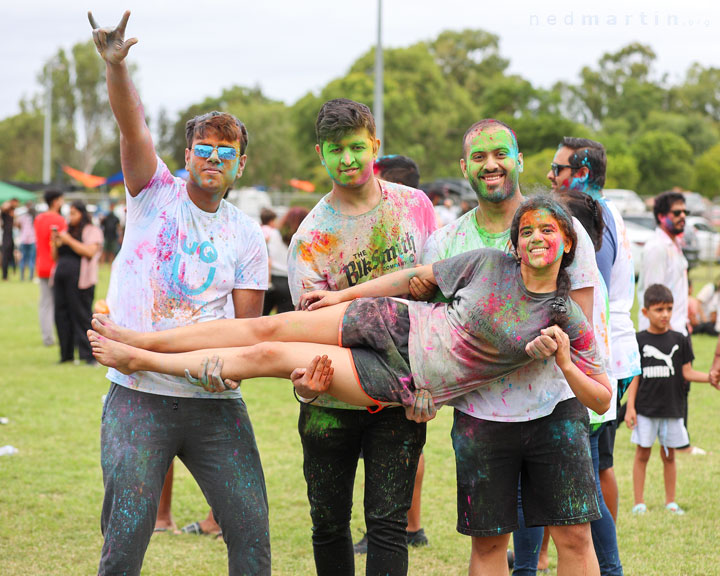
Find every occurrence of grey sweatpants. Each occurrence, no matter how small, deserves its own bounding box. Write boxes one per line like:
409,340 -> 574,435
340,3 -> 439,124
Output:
98,384 -> 271,576
38,277 -> 55,346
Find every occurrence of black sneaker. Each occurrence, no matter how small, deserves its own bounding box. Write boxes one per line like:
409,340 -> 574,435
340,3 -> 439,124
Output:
353,533 -> 368,554
406,528 -> 428,547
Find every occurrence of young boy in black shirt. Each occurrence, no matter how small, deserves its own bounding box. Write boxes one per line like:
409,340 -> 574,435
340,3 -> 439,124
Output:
625,284 -> 715,515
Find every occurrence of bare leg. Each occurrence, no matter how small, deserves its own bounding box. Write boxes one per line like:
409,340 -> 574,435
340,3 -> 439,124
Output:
537,526 -> 551,570
660,446 -> 676,504
88,332 -> 375,407
633,446 -> 651,505
406,453 -> 424,532
599,467 -> 619,522
91,301 -> 350,353
548,523 -> 599,576
468,534 -> 512,576
154,462 -> 176,532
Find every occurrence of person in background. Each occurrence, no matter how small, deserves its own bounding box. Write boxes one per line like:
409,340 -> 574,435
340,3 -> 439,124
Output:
51,200 -> 103,364
637,191 -> 704,455
100,203 -> 121,263
625,284 -> 717,516
263,207 -> 309,316
17,201 -> 37,281
1,198 -> 19,280
34,189 -> 66,346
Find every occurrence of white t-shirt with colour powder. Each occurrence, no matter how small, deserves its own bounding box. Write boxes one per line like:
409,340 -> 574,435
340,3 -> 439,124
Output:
288,179 -> 437,409
105,158 -> 268,398
422,207 -> 601,422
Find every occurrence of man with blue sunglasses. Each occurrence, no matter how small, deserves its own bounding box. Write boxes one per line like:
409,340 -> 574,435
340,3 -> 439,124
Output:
89,10 -> 270,575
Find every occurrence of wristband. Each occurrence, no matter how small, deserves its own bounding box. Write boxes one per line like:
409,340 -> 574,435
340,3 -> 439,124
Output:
293,387 -> 319,404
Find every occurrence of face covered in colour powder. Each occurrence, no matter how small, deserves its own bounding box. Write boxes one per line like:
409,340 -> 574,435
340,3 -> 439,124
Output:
547,146 -> 597,197
658,200 -> 687,237
461,126 -> 523,204
516,209 -> 571,270
317,128 -> 378,189
184,129 -> 245,196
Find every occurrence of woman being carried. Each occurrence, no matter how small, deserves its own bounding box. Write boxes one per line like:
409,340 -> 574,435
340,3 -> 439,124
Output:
89,196 -> 611,414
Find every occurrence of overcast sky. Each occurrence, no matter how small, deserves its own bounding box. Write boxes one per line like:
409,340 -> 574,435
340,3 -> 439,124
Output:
1,0 -> 717,127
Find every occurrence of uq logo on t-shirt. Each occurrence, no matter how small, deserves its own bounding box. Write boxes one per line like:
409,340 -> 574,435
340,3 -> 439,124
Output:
343,232 -> 417,287
172,234 -> 219,296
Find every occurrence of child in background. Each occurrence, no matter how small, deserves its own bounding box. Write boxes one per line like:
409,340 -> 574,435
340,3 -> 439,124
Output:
625,283 -> 717,515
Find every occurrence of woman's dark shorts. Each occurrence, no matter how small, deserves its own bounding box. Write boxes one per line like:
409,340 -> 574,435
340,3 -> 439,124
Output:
452,397 -> 600,537
340,297 -> 415,407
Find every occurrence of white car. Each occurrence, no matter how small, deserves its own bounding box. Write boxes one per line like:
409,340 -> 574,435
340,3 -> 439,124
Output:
604,189 -> 646,215
623,220 -> 655,278
685,216 -> 720,262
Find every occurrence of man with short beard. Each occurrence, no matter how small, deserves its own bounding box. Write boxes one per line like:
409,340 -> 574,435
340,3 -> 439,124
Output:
416,119 -> 604,575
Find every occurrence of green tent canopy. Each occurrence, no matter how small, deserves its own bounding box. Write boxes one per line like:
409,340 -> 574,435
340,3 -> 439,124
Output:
0,181 -> 37,203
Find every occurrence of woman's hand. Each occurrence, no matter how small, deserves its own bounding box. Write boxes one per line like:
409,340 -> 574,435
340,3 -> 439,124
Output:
56,231 -> 71,246
299,290 -> 345,311
544,325 -> 571,371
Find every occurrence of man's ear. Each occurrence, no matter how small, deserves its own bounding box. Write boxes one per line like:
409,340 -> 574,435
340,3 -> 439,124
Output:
460,158 -> 468,178
185,148 -> 191,170
641,307 -> 649,319
315,144 -> 325,165
517,152 -> 524,173
236,154 -> 247,178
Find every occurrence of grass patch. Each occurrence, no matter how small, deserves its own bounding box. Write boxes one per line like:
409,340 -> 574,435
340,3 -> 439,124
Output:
0,265 -> 718,574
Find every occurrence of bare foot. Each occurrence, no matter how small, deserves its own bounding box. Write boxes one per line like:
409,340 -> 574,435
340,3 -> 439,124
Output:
87,329 -> 139,374
154,518 -> 177,532
290,355 -> 333,398
91,313 -> 139,346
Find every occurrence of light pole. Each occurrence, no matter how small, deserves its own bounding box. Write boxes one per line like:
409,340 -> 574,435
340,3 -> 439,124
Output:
42,67 -> 53,184
374,0 -> 384,156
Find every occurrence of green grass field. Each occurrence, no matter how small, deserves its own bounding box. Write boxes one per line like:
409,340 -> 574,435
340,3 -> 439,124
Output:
1,265 -> 719,575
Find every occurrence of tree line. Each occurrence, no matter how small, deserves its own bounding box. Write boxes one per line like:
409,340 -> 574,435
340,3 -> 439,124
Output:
2,30 -> 720,197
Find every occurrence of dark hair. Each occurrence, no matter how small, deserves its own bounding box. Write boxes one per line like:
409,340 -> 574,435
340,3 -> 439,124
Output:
69,200 -> 92,241
559,137 -> 607,191
315,99 -> 376,145
510,195 -> 577,328
374,155 -> 420,188
653,191 -> 686,224
260,207 -> 277,226
462,119 -> 518,156
44,188 -> 64,207
644,283 -> 674,308
559,190 -> 604,252
280,207 -> 310,246
185,111 -> 249,155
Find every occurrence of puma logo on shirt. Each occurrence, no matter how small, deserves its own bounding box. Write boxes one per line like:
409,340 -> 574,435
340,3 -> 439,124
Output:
642,344 -> 679,378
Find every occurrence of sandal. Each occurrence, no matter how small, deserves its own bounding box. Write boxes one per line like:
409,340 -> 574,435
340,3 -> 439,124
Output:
180,521 -> 220,536
665,502 -> 685,515
631,503 -> 647,515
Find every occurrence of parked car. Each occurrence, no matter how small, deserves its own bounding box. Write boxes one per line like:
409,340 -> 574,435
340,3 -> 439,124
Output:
623,220 -> 655,279
604,189 -> 646,215
682,191 -> 710,216
685,216 -> 720,262
622,212 -> 700,271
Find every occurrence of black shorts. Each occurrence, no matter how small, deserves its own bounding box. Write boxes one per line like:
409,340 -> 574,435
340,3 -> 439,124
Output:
452,398 -> 600,537
597,419 -> 617,470
340,298 -> 414,408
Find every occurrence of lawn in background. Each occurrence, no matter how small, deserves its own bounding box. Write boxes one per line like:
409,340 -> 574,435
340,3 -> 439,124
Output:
1,264 -> 718,575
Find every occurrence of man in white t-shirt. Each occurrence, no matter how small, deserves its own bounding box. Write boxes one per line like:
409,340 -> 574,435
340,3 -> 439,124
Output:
89,12 -> 269,575
416,119 -> 603,575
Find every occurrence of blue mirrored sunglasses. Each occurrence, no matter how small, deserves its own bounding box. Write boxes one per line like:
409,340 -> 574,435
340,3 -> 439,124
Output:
193,144 -> 238,160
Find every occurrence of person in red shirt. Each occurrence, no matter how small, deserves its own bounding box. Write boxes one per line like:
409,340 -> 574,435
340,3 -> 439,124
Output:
34,189 -> 66,346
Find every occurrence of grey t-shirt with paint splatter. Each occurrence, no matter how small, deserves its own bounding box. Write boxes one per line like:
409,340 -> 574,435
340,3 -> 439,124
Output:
407,248 -> 602,405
